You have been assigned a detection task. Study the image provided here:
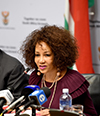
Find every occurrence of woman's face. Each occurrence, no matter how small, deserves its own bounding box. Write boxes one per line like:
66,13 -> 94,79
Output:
35,41 -> 55,74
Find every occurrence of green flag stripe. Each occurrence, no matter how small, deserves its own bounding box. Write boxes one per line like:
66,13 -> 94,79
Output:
88,0 -> 94,8
64,18 -> 69,30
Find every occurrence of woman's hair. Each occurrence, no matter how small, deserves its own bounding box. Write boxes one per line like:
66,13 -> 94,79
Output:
20,25 -> 79,71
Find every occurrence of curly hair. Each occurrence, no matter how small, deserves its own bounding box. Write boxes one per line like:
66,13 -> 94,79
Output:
20,25 -> 79,71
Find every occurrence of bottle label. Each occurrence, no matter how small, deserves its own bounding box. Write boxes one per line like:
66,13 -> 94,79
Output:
60,99 -> 72,110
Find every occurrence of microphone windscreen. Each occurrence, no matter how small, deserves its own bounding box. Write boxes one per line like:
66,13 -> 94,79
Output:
21,88 -> 33,96
0,98 -> 6,107
40,87 -> 51,98
21,85 -> 40,96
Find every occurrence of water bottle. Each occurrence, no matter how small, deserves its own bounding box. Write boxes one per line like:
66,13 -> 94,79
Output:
59,88 -> 72,111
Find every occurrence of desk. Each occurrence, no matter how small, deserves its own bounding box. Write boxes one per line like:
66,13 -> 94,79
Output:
4,109 -> 80,116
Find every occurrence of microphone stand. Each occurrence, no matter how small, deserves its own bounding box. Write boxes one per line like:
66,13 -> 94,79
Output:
30,105 -> 41,116
32,108 -> 36,116
30,105 -> 45,116
30,104 -> 41,116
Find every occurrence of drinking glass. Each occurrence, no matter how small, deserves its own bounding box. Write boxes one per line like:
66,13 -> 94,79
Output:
72,104 -> 84,116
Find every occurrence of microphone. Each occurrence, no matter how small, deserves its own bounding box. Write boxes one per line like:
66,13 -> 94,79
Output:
1,85 -> 40,115
15,87 -> 51,115
0,88 -> 14,113
0,68 -> 30,111
29,87 -> 51,105
0,89 -> 14,107
11,68 -> 30,90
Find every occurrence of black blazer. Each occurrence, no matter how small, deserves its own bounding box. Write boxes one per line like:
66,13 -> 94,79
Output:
0,49 -> 29,99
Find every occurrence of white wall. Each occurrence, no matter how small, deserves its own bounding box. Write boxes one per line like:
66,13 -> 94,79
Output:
0,0 -> 65,66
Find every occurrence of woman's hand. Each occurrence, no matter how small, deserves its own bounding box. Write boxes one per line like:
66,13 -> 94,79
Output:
37,109 -> 50,116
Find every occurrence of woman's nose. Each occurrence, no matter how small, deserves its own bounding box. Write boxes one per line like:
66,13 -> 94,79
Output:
39,56 -> 45,63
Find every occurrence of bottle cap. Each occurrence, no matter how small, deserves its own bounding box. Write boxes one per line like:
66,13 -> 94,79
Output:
62,88 -> 69,93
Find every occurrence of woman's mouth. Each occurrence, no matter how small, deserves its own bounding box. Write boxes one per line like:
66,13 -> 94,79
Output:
39,65 -> 46,70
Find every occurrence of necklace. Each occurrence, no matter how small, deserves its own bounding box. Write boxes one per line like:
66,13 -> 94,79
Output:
42,74 -> 58,89
41,74 -> 58,108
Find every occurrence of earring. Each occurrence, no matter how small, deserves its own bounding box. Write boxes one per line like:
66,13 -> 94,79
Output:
57,68 -> 61,77
37,69 -> 41,76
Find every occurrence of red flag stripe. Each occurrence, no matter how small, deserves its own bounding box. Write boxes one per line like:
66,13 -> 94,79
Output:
69,0 -> 94,73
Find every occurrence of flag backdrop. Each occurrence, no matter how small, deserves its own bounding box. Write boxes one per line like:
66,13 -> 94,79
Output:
65,0 -> 94,74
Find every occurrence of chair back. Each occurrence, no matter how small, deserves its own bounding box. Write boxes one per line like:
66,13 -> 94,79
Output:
82,74 -> 100,115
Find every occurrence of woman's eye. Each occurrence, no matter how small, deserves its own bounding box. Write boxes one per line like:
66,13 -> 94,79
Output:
45,54 -> 51,56
35,54 -> 40,56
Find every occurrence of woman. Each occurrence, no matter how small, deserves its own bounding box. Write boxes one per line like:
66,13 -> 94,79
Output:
20,25 -> 97,116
